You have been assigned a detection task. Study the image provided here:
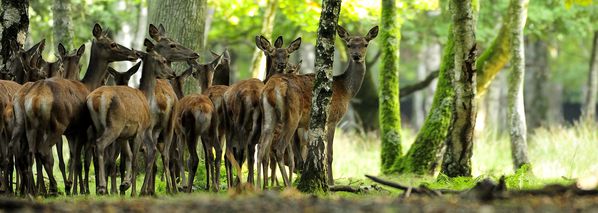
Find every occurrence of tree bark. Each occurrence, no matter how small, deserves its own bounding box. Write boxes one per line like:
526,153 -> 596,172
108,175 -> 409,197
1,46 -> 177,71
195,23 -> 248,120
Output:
379,0 -> 402,174
392,26 -> 455,175
149,0 -> 207,95
582,31 -> 598,121
52,0 -> 72,50
249,0 -> 279,79
297,0 -> 341,194
0,0 -> 29,80
507,0 -> 530,171
524,38 -> 550,129
440,0 -> 478,177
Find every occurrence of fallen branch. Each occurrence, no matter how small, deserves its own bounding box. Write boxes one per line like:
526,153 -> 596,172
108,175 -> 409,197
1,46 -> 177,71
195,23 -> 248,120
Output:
399,70 -> 439,99
329,185 -> 362,193
365,175 -> 441,196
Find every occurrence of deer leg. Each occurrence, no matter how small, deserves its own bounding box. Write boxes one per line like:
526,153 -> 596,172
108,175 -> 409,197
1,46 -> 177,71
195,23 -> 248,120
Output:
120,140 -> 132,195
95,129 -> 119,195
160,130 -> 175,194
141,131 -> 157,196
326,126 -> 336,185
269,155 -> 278,187
83,143 -> 92,194
56,139 -> 70,195
107,143 -> 118,195
185,131 -> 199,193
275,148 -> 290,187
130,132 -> 144,197
40,148 -> 57,196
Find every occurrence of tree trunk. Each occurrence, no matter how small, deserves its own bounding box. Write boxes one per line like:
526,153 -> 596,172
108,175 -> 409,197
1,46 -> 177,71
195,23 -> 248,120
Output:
440,0 -> 478,177
0,0 -> 29,80
582,31 -> 598,121
507,0 -> 530,171
392,26 -> 455,175
296,0 -> 341,194
379,0 -> 402,174
149,0 -> 207,94
52,0 -> 72,50
524,38 -> 549,129
249,0 -> 279,79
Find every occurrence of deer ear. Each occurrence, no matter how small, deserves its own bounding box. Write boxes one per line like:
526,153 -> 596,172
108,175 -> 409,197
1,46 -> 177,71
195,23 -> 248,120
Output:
76,44 -> 86,56
223,48 -> 230,60
210,50 -> 219,58
149,24 -> 162,41
256,35 -> 273,52
287,37 -> 301,53
126,62 -> 142,76
58,43 -> 67,57
365,26 -> 379,41
159,24 -> 166,35
107,66 -> 119,77
211,53 -> 222,67
274,36 -> 283,48
37,39 -> 46,53
336,25 -> 350,41
93,23 -> 103,38
144,39 -> 155,51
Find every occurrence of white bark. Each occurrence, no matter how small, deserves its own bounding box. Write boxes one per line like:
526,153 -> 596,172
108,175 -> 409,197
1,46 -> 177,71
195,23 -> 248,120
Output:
507,0 -> 530,170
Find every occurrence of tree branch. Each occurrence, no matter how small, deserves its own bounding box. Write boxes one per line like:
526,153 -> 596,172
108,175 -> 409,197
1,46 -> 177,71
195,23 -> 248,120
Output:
399,70 -> 439,99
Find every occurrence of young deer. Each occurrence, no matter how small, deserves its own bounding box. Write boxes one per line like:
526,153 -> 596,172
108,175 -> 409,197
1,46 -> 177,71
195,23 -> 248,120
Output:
258,26 -> 378,188
87,39 -> 174,196
223,36 -> 301,188
17,24 -> 138,196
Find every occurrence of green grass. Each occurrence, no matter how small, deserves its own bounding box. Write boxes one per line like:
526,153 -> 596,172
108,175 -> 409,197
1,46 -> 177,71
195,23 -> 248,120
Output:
29,121 -> 598,198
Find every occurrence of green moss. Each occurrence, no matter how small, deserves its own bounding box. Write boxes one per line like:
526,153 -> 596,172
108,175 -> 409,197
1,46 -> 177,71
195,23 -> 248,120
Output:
379,0 -> 403,174
391,26 -> 455,175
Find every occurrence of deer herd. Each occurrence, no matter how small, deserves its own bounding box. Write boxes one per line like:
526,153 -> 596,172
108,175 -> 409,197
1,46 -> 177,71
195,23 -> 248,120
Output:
0,22 -> 378,196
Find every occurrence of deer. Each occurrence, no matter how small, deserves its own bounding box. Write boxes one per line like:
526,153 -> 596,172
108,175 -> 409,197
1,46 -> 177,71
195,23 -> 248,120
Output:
133,24 -> 199,195
174,52 -> 226,192
2,41 -> 84,195
223,36 -> 301,188
87,39 -> 175,196
257,25 -> 378,189
16,23 -> 138,196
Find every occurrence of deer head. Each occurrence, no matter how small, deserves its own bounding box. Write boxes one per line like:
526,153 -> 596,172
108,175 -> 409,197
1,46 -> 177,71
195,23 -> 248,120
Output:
337,25 -> 379,63
57,43 -> 86,80
256,35 -> 301,76
211,49 -> 231,86
92,24 -> 139,62
9,39 -> 47,83
142,39 -> 175,80
149,24 -> 200,62
286,60 -> 302,74
192,51 -> 223,91
107,62 -> 141,85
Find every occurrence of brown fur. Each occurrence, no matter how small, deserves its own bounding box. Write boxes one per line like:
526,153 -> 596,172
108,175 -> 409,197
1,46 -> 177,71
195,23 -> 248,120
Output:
258,26 -> 378,187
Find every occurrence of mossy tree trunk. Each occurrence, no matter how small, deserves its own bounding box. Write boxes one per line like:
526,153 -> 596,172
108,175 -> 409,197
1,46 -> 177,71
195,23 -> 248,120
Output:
149,0 -> 207,95
379,0 -> 402,174
52,0 -> 72,50
249,0 -> 279,79
440,0 -> 478,177
391,27 -> 454,174
0,0 -> 29,80
582,31 -> 598,121
507,0 -> 531,171
296,0 -> 341,194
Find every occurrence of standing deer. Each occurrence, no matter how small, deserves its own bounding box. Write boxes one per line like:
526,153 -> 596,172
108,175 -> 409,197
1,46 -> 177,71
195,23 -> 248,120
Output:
223,36 -> 301,188
258,26 -> 378,188
140,23 -> 199,195
18,23 -> 138,196
175,52 -> 224,192
87,39 -> 174,196
2,41 -> 84,195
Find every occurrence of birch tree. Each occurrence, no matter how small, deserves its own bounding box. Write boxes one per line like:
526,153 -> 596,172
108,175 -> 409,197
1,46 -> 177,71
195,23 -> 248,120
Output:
297,0 -> 342,194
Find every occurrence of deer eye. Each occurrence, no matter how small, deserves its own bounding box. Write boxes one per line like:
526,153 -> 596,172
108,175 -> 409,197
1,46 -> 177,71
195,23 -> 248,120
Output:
170,44 -> 176,48
110,43 -> 117,48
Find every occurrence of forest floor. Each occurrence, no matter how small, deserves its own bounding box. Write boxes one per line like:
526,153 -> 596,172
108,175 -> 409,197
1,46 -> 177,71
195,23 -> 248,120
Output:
2,190 -> 598,212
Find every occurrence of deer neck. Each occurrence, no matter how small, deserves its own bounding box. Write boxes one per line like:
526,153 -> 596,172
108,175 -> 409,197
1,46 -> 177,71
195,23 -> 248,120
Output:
213,64 -> 230,86
264,54 -> 273,82
336,58 -> 366,98
139,57 -> 158,101
82,42 -> 109,90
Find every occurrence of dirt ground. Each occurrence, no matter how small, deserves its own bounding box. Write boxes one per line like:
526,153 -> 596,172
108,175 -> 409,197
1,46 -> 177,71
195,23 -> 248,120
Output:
2,191 -> 598,213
